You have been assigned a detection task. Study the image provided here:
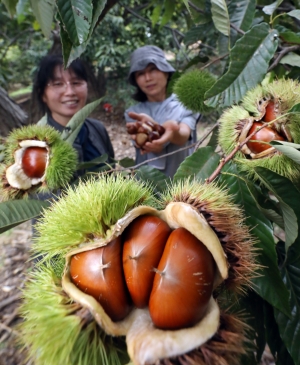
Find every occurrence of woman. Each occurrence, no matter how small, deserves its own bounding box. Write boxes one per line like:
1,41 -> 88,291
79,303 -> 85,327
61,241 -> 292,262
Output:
34,54 -> 114,171
125,45 -> 198,178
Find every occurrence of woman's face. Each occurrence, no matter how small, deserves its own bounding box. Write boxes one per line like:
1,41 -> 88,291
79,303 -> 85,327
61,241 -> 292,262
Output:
42,65 -> 88,126
134,63 -> 169,102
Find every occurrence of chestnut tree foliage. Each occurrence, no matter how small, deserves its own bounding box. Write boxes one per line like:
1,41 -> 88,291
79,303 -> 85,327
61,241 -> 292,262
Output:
1,1 -> 300,365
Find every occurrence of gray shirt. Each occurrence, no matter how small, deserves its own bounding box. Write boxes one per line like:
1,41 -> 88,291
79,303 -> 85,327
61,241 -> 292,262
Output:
125,94 -> 199,177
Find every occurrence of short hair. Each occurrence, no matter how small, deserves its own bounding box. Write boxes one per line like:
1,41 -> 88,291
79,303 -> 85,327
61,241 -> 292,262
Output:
33,54 -> 88,114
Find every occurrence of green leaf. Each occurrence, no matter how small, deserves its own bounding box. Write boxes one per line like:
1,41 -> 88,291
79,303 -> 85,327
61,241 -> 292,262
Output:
136,165 -> 170,193
30,0 -> 56,38
287,9 -> 300,20
173,147 -> 220,182
206,127 -> 219,150
211,0 -> 230,36
151,3 -> 162,27
77,154 -> 108,170
0,199 -> 50,234
205,23 -> 279,108
2,0 -> 18,17
160,0 -> 175,27
57,12 -> 73,66
289,102 -> 300,113
264,299 -> 295,365
118,157 -> 135,168
263,0 -> 284,16
277,27 -> 300,44
57,0 -> 92,45
219,163 -> 291,316
89,0 -> 107,36
274,251 -> 300,365
280,52 -> 300,67
61,99 -> 102,144
245,179 -> 284,228
254,167 -> 300,252
228,0 -> 256,32
270,141 -> 300,164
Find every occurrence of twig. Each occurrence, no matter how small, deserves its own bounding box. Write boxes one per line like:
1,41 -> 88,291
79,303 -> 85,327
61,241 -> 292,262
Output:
268,45 -> 300,71
230,23 -> 245,35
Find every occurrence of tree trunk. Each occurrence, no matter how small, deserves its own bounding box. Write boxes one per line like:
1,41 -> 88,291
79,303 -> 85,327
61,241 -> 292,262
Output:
0,87 -> 28,137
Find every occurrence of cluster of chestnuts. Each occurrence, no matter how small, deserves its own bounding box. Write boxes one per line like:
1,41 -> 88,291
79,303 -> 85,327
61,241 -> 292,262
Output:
126,120 -> 165,147
70,214 -> 215,330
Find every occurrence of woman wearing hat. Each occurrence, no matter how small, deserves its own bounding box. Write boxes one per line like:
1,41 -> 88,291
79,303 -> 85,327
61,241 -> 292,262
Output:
125,45 -> 198,178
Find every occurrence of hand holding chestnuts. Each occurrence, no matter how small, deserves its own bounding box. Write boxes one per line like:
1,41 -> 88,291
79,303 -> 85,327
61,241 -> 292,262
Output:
126,120 -> 165,147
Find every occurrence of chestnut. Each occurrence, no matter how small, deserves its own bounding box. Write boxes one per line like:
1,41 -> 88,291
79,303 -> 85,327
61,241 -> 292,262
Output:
264,101 -> 277,123
126,123 -> 138,134
123,215 -> 171,308
246,122 -> 285,154
135,133 -> 148,147
149,227 -> 215,330
70,237 -> 132,322
22,146 -> 48,178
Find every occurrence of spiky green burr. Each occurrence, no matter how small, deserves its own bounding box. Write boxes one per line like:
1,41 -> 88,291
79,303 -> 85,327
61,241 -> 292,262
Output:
173,69 -> 216,114
0,124 -> 78,200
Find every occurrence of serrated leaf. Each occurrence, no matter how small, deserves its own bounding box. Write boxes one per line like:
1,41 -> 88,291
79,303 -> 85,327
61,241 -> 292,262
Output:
274,254 -> 300,365
30,0 -> 56,38
61,99 -> 102,144
0,200 -> 50,234
89,0 -> 107,36
57,12 -> 73,66
218,163 -> 291,316
57,0 -> 92,45
205,23 -> 279,108
254,167 -> 300,252
173,147 -> 220,182
160,0 -> 175,27
211,0 -> 230,36
228,0 -> 256,32
288,9 -> 300,20
270,141 -> 300,164
263,0 -> 284,16
151,3 -> 162,27
2,0 -> 18,17
280,52 -> 300,67
136,165 -> 170,193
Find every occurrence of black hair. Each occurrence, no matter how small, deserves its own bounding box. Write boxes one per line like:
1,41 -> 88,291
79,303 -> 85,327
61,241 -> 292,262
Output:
33,54 -> 88,114
131,72 -> 174,102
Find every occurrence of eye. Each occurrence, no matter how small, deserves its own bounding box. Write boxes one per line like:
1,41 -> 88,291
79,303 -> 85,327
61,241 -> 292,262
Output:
52,81 -> 64,87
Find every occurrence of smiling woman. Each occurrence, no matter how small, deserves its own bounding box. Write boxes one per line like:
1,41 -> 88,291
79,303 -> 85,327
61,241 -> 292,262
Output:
34,54 -> 114,170
125,46 -> 199,178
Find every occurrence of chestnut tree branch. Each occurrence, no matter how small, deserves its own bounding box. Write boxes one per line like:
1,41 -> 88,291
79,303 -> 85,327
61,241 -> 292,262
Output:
268,45 -> 300,71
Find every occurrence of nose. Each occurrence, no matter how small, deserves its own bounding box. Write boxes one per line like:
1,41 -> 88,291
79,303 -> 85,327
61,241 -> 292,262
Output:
145,71 -> 152,81
64,82 -> 76,93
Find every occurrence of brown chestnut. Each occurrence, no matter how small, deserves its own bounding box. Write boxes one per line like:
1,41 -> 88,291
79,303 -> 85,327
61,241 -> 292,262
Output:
70,237 -> 132,322
264,101 -> 277,123
149,227 -> 215,330
246,122 -> 285,154
126,123 -> 138,134
123,215 -> 171,308
22,146 -> 48,178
